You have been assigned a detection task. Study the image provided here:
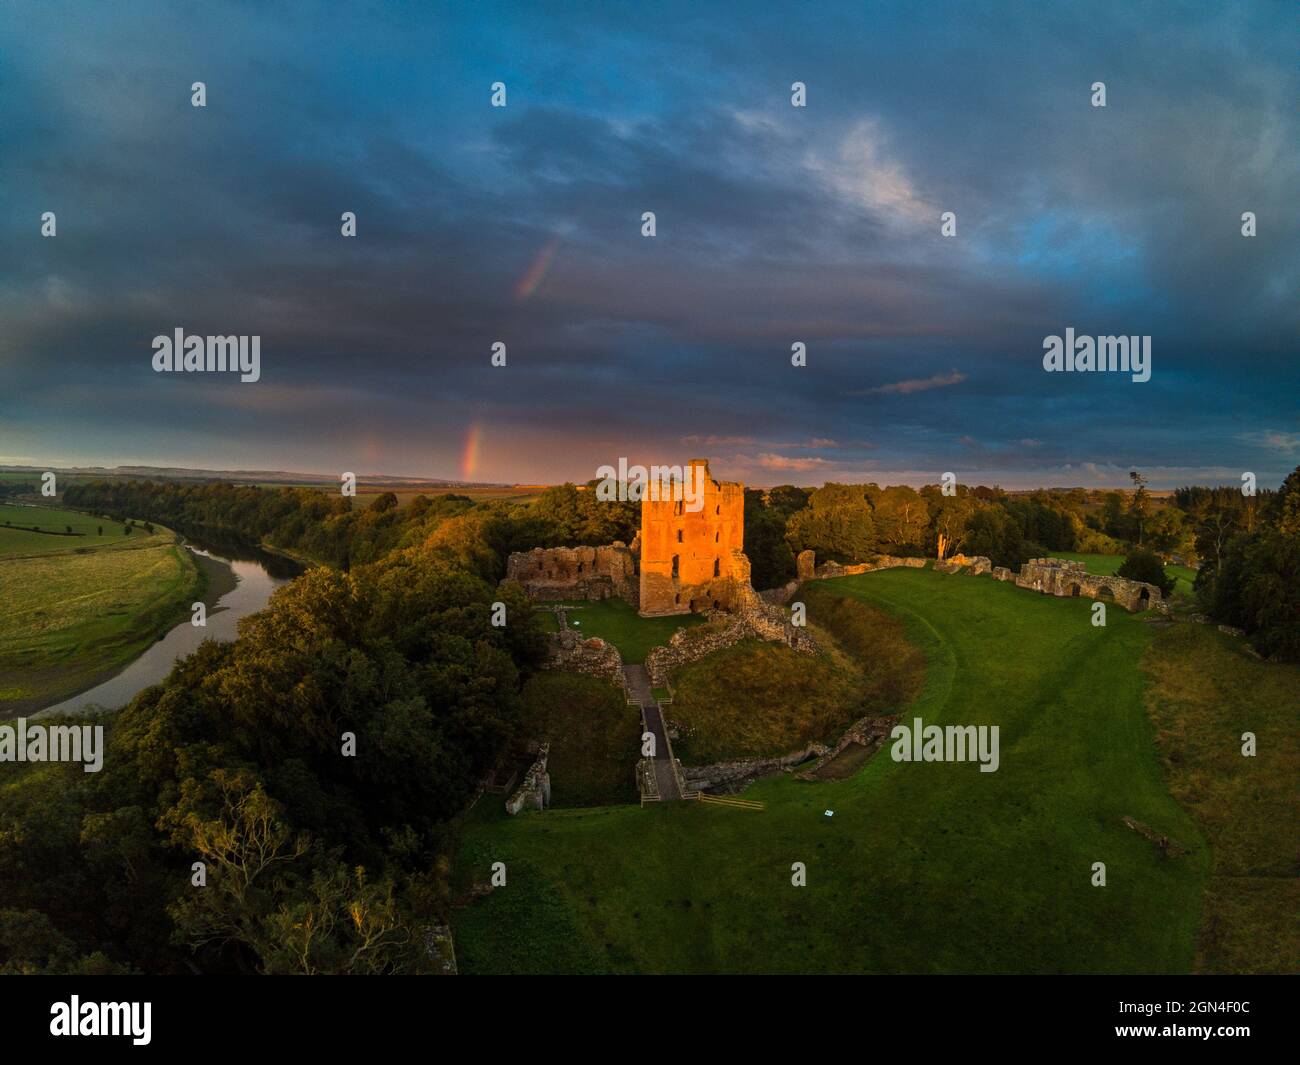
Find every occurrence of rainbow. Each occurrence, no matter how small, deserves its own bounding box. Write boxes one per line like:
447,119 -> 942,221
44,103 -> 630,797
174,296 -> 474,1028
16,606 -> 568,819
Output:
514,237 -> 559,302
460,423 -> 482,479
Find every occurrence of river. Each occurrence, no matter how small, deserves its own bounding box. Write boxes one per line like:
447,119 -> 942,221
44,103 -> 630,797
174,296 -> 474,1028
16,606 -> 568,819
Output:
35,527 -> 303,718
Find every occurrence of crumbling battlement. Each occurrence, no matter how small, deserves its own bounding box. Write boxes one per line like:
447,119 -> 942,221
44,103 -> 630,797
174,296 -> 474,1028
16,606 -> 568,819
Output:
506,543 -> 638,606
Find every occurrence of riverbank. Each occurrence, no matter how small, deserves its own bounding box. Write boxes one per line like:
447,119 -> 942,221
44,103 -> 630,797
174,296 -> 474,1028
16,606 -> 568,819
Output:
0,524 -> 208,718
28,530 -> 301,720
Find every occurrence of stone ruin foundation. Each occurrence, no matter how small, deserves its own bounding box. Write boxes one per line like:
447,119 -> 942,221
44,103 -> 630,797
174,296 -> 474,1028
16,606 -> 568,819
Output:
506,543 -> 638,606
1014,557 -> 1162,613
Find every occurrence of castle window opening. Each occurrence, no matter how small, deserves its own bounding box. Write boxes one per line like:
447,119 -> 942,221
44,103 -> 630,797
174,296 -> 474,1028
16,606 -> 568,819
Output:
677,529 -> 683,543
671,554 -> 679,579
713,558 -> 720,578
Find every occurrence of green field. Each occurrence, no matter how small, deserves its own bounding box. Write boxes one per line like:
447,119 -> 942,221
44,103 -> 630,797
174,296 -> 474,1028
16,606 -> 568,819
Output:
0,503 -> 171,557
1053,550 -> 1198,599
546,598 -> 703,663
0,506 -> 202,714
453,567 -> 1212,974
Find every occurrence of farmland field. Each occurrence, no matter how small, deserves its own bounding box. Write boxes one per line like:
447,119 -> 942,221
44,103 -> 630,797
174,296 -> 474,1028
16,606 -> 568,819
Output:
0,506 -> 202,714
0,502 -> 173,557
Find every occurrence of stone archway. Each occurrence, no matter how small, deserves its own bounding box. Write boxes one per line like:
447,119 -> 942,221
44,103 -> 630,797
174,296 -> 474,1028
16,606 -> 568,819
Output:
1096,585 -> 1115,602
1070,583 -> 1081,597
1138,587 -> 1151,610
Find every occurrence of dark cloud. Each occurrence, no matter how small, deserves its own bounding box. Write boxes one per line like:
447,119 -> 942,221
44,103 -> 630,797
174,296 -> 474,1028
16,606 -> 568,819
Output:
0,0 -> 1295,487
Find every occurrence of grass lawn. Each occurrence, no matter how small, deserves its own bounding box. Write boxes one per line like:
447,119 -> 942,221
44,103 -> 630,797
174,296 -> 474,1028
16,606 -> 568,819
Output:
546,597 -> 702,663
1141,623 -> 1299,973
519,672 -> 640,807
452,567 -> 1211,974
0,512 -> 202,714
1053,550 -> 1197,599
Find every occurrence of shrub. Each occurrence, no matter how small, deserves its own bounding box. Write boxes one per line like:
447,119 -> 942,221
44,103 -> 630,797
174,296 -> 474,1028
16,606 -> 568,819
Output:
1117,548 -> 1175,597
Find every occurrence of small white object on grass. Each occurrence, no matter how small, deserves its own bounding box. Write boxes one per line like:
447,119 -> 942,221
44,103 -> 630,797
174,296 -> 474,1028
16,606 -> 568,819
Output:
824,810 -> 834,818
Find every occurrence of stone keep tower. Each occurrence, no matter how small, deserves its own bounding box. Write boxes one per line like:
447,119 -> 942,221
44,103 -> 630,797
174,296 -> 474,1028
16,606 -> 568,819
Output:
638,458 -> 747,616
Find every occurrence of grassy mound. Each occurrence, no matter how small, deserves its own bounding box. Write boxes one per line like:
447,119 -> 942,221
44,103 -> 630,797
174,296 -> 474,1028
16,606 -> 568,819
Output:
802,583 -> 926,717
666,591 -> 924,763
668,639 -> 859,762
454,567 -> 1211,974
519,672 -> 640,807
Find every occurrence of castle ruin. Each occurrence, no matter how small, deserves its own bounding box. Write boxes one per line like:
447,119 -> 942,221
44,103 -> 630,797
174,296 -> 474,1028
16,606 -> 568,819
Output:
505,458 -> 753,619
638,458 -> 747,617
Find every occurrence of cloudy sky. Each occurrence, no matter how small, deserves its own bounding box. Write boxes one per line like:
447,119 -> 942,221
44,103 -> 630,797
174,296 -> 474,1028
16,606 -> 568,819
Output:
1,1 -> 1296,488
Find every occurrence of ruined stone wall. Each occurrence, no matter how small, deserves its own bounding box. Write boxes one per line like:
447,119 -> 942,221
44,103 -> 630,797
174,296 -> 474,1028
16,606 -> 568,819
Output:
644,599 -> 817,687
1014,557 -> 1161,612
799,551 -> 928,581
505,743 -> 550,815
639,458 -> 747,617
506,543 -> 638,606
796,549 -> 817,582
544,631 -> 628,692
796,715 -> 899,781
680,742 -> 829,793
934,554 -> 992,575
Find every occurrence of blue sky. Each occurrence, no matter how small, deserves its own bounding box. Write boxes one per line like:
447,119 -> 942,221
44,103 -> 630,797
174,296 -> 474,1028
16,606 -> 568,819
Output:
1,0 -> 1296,487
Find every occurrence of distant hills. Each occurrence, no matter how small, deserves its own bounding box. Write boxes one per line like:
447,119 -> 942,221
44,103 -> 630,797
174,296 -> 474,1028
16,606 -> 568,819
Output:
0,464 -> 512,490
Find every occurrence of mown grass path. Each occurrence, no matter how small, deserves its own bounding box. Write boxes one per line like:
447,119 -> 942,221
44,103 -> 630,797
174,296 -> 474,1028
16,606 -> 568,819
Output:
454,567 -> 1209,974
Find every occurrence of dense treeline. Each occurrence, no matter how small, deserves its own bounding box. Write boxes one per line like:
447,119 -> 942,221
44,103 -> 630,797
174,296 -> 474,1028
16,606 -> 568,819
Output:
751,481 -> 1091,579
1185,469 -> 1300,661
1,487 -> 587,974
64,478 -> 639,571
